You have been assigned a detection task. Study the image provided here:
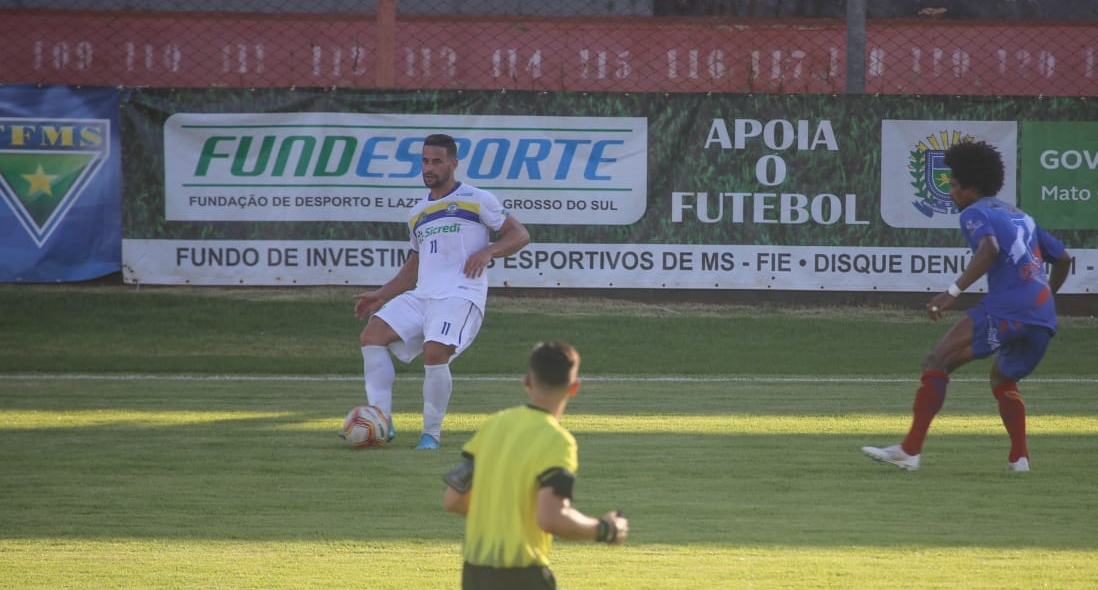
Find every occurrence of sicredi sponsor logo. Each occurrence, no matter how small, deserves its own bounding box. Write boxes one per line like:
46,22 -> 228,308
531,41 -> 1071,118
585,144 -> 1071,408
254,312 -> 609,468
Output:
165,113 -> 647,225
417,222 -> 461,240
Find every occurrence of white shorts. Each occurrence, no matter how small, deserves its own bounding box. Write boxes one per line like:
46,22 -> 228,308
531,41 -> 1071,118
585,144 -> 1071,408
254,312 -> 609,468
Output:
374,293 -> 484,364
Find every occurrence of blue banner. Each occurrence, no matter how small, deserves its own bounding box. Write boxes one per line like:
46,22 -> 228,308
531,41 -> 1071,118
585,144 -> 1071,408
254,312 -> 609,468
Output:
0,85 -> 121,282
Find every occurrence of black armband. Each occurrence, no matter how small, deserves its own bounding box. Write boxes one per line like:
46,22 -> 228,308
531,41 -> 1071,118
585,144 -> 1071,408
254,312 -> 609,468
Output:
537,467 -> 575,499
595,517 -> 618,543
443,458 -> 474,493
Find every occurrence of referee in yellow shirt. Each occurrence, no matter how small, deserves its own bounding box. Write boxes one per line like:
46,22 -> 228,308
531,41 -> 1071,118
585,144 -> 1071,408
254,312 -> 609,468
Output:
443,341 -> 629,590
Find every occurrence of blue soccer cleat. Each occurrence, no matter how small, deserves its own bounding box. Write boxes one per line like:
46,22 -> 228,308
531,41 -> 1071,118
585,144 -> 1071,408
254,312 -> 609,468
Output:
415,433 -> 440,450
387,419 -> 396,443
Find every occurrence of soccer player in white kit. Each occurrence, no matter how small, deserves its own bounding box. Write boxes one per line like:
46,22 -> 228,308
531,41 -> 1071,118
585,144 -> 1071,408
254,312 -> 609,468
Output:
353,134 -> 530,450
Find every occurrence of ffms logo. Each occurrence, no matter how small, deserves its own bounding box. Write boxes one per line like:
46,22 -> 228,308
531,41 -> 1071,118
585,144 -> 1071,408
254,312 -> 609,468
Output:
0,118 -> 110,246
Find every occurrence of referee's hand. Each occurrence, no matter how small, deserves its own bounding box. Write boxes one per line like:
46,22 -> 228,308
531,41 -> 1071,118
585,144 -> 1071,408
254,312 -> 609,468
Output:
602,510 -> 629,545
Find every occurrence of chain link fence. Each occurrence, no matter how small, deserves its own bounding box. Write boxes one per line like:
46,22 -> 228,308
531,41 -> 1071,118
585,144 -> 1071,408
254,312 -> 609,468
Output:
3,0 -> 1096,94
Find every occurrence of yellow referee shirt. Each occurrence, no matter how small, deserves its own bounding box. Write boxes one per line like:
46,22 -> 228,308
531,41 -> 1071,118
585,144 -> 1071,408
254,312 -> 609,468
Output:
461,404 -> 578,568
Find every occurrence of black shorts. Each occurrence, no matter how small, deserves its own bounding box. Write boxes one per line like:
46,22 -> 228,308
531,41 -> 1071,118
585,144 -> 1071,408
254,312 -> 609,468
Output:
462,562 -> 557,590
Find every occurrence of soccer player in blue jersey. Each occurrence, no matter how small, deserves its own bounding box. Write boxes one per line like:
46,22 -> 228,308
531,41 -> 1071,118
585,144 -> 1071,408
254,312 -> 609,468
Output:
352,134 -> 530,450
863,139 -> 1072,472
442,341 -> 628,590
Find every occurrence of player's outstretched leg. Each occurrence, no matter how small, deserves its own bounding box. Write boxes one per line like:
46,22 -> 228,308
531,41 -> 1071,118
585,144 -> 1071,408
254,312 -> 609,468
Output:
861,370 -> 947,471
900,370 -> 949,456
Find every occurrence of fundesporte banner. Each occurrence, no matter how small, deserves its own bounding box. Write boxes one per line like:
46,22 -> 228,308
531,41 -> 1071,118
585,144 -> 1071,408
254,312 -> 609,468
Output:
120,89 -> 1098,293
162,112 -> 647,225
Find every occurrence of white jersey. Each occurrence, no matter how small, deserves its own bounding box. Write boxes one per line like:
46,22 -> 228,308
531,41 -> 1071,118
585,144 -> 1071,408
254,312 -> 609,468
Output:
406,182 -> 509,312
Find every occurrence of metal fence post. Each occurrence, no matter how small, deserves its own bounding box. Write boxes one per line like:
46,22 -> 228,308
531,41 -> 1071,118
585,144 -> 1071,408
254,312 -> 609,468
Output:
376,0 -> 397,88
846,0 -> 867,94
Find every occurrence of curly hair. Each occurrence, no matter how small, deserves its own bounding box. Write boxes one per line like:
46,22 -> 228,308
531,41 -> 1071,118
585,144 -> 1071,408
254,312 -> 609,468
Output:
943,140 -> 1005,197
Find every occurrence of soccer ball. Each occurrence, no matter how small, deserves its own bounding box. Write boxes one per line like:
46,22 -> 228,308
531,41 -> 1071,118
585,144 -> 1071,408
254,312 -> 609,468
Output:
341,404 -> 391,448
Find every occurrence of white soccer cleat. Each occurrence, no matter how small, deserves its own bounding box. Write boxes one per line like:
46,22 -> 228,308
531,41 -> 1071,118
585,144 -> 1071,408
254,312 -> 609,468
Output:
1007,457 -> 1030,472
862,444 -> 920,471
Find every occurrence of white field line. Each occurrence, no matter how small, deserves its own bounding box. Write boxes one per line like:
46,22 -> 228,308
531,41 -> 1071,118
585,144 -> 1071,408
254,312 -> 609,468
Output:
2,374 -> 1096,384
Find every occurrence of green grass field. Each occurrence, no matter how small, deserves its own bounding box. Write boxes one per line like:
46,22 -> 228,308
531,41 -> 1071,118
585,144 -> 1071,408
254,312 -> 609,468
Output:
2,285 -> 1096,589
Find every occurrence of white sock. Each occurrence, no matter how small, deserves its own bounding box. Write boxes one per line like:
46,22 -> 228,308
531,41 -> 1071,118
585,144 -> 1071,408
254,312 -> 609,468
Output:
421,363 -> 452,441
362,345 -> 395,419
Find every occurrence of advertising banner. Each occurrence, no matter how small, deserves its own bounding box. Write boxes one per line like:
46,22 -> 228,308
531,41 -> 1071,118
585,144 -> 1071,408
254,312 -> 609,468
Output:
0,85 -> 122,282
1019,121 -> 1098,230
124,239 -> 986,291
880,121 -> 1018,229
120,89 -> 1098,293
163,112 -> 647,225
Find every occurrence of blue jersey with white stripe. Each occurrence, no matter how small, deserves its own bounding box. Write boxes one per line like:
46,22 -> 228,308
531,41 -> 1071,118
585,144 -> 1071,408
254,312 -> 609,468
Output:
958,197 -> 1066,330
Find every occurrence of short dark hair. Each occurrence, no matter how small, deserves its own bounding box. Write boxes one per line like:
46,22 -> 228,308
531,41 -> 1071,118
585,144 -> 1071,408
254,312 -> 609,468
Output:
944,140 -> 1005,197
423,133 -> 458,158
528,341 -> 580,389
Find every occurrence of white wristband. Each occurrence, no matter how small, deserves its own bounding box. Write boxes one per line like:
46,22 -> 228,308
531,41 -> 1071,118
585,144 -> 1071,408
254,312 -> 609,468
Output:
947,283 -> 963,297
